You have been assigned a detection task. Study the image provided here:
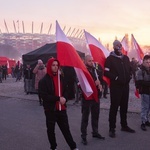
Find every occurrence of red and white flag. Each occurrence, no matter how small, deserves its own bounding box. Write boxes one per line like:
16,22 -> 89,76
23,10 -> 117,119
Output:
131,34 -> 144,64
84,30 -> 110,85
56,21 -> 98,101
121,36 -> 128,56
84,30 -> 109,68
131,34 -> 144,98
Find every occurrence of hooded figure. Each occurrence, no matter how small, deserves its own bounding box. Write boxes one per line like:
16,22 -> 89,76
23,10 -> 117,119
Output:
38,59 -> 43,64
33,59 -> 46,105
38,58 -> 78,150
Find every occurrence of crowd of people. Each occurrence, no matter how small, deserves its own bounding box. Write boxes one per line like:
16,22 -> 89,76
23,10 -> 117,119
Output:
0,60 -> 25,83
104,40 -> 136,138
1,40 -> 150,150
37,40 -> 148,150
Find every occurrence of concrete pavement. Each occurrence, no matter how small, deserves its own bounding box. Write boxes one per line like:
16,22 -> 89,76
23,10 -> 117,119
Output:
0,78 -> 150,150
0,77 -> 141,113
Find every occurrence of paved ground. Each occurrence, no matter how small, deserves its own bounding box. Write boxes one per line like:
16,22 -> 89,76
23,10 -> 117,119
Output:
0,77 -> 141,113
0,78 -> 150,150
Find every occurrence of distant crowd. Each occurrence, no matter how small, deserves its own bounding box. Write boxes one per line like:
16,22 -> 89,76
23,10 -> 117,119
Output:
0,61 -> 23,83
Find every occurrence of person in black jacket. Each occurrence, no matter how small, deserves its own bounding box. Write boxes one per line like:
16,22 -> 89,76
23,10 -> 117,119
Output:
24,64 -> 33,94
80,55 -> 105,146
135,55 -> 150,131
104,40 -> 135,138
0,65 -> 2,83
38,58 -> 78,150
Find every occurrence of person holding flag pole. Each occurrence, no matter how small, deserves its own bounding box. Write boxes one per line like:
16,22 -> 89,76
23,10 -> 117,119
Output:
80,55 -> 105,145
38,58 -> 78,150
84,30 -> 110,98
55,20 -> 103,148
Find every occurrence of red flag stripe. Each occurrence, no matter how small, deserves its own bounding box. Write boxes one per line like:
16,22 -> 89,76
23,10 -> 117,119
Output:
89,44 -> 106,69
56,21 -> 98,101
84,30 -> 110,85
135,88 -> 140,99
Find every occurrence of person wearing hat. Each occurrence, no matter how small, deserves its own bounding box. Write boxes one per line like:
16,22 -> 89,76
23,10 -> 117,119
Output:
135,55 -> 150,131
33,59 -> 46,105
104,40 -> 135,138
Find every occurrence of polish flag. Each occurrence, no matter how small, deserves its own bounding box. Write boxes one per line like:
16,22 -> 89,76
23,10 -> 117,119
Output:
121,36 -> 128,56
131,34 -> 144,64
131,34 -> 144,98
56,21 -> 98,101
84,30 -> 110,85
84,30 -> 109,68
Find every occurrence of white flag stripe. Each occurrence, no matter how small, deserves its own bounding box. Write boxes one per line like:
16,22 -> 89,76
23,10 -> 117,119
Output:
131,35 -> 143,64
84,30 -> 110,57
74,67 -> 93,97
56,20 -> 72,45
121,36 -> 128,52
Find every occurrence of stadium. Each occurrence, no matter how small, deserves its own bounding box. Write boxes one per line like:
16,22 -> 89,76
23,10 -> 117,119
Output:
0,20 -> 87,60
0,20 -> 149,62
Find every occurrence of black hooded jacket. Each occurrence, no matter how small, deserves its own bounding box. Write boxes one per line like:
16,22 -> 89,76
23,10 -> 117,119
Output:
104,52 -> 132,87
38,58 -> 68,111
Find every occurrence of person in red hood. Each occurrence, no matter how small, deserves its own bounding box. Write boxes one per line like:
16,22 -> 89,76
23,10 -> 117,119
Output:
38,58 -> 78,150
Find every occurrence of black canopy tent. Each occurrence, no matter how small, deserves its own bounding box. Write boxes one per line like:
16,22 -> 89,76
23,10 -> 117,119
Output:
22,42 -> 85,67
22,43 -> 85,97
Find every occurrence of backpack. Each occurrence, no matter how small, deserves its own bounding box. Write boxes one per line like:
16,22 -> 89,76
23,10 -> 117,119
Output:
135,69 -> 145,93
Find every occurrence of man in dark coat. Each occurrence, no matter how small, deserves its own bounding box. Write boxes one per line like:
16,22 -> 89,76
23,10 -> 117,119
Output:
104,40 -> 135,138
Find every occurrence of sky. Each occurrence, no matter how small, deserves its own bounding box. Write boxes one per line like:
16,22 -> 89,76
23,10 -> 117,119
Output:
0,0 -> 150,46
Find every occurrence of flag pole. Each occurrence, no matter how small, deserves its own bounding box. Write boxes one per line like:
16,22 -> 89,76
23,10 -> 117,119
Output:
58,69 -> 61,111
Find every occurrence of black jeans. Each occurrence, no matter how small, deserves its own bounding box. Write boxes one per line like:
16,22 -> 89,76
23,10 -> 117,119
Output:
109,84 -> 129,129
103,81 -> 108,97
81,99 -> 100,138
38,89 -> 42,104
45,110 -> 76,150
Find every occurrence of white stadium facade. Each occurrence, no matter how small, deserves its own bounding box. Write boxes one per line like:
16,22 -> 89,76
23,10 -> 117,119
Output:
0,20 -> 86,60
